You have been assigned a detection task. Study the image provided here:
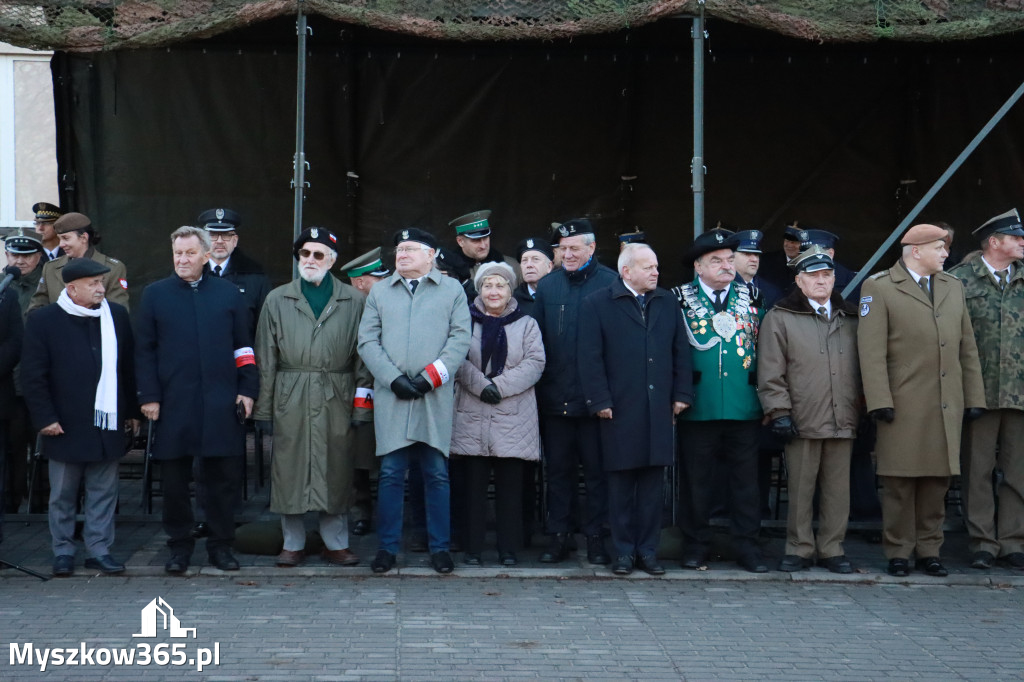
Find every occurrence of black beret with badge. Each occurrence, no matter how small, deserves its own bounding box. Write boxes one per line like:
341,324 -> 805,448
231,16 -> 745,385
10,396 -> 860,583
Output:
340,246 -> 390,278
799,228 -> 839,251
198,208 -> 241,232
554,218 -> 595,242
4,229 -> 44,255
393,227 -> 438,250
734,229 -> 764,254
449,210 -> 491,239
32,202 -> 62,222
292,226 -> 339,260
62,257 -> 111,283
973,208 -> 1024,242
687,228 -> 737,262
788,245 -> 835,274
516,237 -> 554,262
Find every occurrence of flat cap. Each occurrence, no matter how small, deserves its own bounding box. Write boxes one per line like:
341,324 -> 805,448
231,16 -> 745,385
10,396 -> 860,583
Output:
340,247 -> 390,278
53,212 -> 91,235
62,257 -> 110,283
516,237 -> 554,262
5,229 -> 44,255
449,210 -> 492,239
901,223 -> 949,246
32,202 -> 62,222
789,245 -> 835,274
393,227 -> 438,250
198,208 -> 241,232
293,226 -> 339,260
687,228 -> 737,262
973,208 -> 1024,242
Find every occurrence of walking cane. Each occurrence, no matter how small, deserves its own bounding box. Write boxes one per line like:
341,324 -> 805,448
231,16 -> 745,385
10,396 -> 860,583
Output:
141,420 -> 154,514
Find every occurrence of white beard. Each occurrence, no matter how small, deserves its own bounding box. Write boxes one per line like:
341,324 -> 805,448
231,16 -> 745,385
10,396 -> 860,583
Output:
300,267 -> 327,285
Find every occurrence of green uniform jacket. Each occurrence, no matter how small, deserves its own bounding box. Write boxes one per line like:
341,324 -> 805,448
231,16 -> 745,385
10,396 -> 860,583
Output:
674,279 -> 764,422
857,261 -> 986,477
12,264 -> 42,317
253,275 -> 373,514
27,247 -> 129,314
948,257 -> 1024,411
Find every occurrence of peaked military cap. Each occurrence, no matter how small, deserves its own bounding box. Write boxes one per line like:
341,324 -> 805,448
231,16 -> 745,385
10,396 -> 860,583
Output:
553,218 -> 595,243
789,245 -> 835,273
799,229 -> 839,251
973,208 -> 1024,241
734,229 -> 764,254
293,226 -> 339,260
32,202 -> 62,222
393,227 -> 437,250
617,227 -> 647,245
687,228 -> 737,262
198,208 -> 241,232
340,246 -> 390,278
53,212 -> 92,235
516,237 -> 554,262
783,222 -> 802,241
4,229 -> 44,255
62,257 -> 110,283
449,210 -> 492,239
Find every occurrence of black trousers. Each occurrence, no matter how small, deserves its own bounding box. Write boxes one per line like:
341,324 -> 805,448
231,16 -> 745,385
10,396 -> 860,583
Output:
607,465 -> 664,558
457,455 -> 524,555
541,415 -> 606,536
161,455 -> 240,555
679,419 -> 761,552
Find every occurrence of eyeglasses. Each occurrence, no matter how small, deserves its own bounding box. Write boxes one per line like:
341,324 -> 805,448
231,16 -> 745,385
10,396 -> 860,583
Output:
210,233 -> 237,242
394,246 -> 428,255
298,248 -> 329,261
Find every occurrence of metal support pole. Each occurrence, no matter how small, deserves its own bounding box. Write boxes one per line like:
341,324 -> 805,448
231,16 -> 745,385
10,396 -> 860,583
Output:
691,2 -> 706,239
291,2 -> 310,279
842,76 -> 1024,299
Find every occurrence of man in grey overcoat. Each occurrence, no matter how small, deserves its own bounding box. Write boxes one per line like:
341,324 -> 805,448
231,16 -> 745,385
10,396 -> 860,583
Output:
254,227 -> 373,568
357,228 -> 471,574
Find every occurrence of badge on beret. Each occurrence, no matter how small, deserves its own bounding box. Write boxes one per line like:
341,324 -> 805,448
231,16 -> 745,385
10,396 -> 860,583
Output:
311,228 -> 319,238
559,225 -> 569,237
401,229 -> 410,240
860,302 -> 870,317
526,239 -> 534,248
216,208 -> 225,220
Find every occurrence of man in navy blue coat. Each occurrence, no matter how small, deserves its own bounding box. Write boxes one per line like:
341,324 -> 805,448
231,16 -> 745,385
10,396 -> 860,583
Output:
21,258 -> 136,576
578,244 -> 693,575
135,226 -> 258,574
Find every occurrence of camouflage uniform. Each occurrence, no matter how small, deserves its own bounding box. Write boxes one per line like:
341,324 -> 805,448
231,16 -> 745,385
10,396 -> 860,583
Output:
949,257 -> 1024,557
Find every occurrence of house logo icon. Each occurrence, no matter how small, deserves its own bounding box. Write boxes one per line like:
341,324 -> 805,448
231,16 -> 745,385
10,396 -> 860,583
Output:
133,597 -> 197,639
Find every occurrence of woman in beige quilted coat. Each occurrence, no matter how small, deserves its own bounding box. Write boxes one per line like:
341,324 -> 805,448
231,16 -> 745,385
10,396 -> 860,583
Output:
450,262 -> 545,566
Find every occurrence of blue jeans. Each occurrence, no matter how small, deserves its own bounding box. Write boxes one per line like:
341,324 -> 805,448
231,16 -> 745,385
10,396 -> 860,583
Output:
376,443 -> 450,554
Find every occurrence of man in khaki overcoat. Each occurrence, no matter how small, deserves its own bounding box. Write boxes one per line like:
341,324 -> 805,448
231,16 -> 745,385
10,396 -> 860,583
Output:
857,223 -> 985,578
254,227 -> 373,568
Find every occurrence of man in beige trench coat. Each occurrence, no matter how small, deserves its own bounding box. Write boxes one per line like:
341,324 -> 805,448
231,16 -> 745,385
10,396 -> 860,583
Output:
254,227 -> 373,567
857,223 -> 986,577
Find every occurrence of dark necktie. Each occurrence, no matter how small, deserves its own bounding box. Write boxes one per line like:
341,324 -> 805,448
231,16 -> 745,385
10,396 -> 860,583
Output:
409,279 -> 419,294
213,264 -> 222,276
712,289 -> 726,313
636,293 -> 645,308
817,306 -> 828,320
918,276 -> 932,301
997,269 -> 1008,290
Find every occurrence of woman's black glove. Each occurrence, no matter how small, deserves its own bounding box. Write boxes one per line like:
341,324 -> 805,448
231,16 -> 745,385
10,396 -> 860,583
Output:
480,383 -> 502,405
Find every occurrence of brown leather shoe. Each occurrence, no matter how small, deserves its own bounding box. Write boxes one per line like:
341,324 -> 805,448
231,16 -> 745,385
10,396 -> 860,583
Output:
276,549 -> 304,567
323,548 -> 360,566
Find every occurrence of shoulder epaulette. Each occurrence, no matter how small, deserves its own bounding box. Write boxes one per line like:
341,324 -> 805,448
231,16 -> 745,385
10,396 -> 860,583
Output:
869,271 -> 889,280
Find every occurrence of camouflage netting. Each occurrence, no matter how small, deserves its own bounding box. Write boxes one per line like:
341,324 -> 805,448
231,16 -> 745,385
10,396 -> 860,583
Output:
0,0 -> 1023,51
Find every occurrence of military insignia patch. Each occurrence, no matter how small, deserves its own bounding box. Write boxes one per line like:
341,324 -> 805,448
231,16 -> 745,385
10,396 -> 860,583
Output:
215,208 -> 225,220
860,302 -> 870,317
860,296 -> 872,303
714,232 -> 724,243
310,228 -> 319,238
526,239 -> 534,248
401,229 -> 409,240
559,225 -> 569,237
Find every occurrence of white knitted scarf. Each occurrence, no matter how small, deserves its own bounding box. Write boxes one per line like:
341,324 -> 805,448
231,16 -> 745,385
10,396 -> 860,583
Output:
57,289 -> 119,430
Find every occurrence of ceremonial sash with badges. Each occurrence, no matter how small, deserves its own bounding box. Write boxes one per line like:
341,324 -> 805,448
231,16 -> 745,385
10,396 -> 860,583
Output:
674,283 -> 758,373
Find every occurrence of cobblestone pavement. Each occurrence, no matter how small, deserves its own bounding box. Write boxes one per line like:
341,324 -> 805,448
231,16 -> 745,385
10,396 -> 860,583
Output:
1,575 -> 1022,681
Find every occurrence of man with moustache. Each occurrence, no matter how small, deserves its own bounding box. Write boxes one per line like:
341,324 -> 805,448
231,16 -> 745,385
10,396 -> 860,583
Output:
858,223 -> 985,577
512,237 -> 554,316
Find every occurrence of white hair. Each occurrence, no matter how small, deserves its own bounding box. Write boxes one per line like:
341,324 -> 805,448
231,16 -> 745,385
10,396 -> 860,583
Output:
170,225 -> 211,252
617,242 -> 655,275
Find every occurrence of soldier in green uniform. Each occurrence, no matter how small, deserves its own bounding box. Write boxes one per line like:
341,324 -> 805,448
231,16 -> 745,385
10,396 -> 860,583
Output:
949,209 -> 1024,570
4,230 -> 45,316
673,228 -> 768,573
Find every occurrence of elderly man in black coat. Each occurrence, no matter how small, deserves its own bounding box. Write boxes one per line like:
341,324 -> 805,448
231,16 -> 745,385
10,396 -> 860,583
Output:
135,226 -> 258,574
578,244 -> 693,575
21,259 -> 135,577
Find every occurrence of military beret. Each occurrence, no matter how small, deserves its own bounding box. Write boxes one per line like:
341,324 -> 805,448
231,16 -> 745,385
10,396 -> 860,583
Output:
617,227 -> 647,245
789,245 -> 835,274
553,218 -> 595,243
4,229 -> 44,255
62,257 -> 110,283
32,202 -> 62,222
474,261 -> 517,291
198,208 -> 241,232
901,223 -> 949,246
53,212 -> 92,235
734,229 -> 764,254
799,229 -> 839,251
293,226 -> 339,260
449,210 -> 491,239
340,246 -> 389,278
687,228 -> 737,262
393,227 -> 438,250
973,208 -> 1024,242
516,237 -> 554,262
783,222 -> 803,241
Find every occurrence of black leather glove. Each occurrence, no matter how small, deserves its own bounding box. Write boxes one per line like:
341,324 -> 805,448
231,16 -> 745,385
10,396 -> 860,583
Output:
255,420 -> 273,436
410,375 -> 433,395
770,415 -> 798,441
870,407 -> 895,423
480,383 -> 502,405
391,375 -> 424,400
350,420 -> 367,429
964,407 -> 985,421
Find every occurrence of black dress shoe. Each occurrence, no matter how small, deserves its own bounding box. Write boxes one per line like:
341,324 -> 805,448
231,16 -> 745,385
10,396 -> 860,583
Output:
737,552 -> 769,573
431,551 -> 454,574
191,522 -> 210,539
371,550 -> 396,574
636,554 -> 665,576
970,551 -> 995,570
84,554 -> 125,574
463,553 -> 482,566
1002,552 -> 1024,569
208,547 -> 240,571
586,535 -> 610,565
351,519 -> 371,536
499,552 -> 517,566
887,558 -> 910,576
165,554 -> 190,575
52,554 -> 74,577
680,550 -> 708,570
818,555 -> 853,574
915,557 -> 948,577
539,533 -> 571,563
612,556 -> 634,575
778,554 -> 812,572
